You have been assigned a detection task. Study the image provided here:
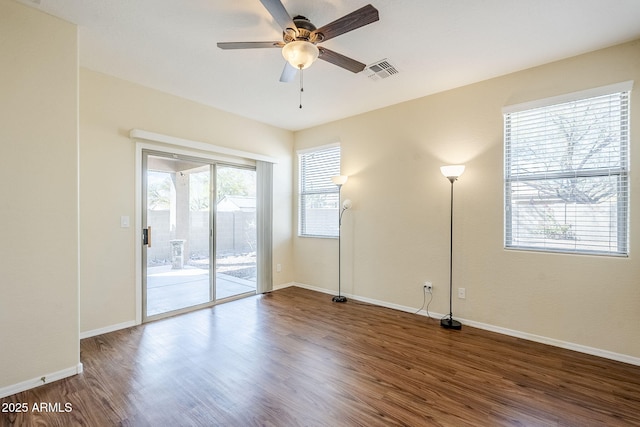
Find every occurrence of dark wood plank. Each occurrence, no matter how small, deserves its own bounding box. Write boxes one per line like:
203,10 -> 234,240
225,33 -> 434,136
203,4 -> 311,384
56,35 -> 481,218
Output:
217,41 -> 284,50
313,5 -> 379,43
2,287 -> 640,426
318,47 -> 366,73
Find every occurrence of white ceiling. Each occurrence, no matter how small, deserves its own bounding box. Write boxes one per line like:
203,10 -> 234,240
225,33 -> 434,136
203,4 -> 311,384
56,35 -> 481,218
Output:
21,0 -> 640,131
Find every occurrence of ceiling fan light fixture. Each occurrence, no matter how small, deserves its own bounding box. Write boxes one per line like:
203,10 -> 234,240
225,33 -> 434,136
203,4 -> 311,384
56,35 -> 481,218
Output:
282,40 -> 319,70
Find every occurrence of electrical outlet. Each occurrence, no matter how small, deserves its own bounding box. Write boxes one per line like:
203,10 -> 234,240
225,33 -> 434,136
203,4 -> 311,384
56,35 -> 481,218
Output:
423,281 -> 433,293
458,287 -> 466,299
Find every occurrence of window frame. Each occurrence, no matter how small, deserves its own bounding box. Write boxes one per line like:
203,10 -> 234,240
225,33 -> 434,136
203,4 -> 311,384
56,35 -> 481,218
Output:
297,143 -> 341,238
503,81 -> 632,256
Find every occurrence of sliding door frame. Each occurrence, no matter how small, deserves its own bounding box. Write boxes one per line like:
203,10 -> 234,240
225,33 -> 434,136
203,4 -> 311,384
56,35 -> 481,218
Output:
133,135 -> 274,325
141,150 -> 217,322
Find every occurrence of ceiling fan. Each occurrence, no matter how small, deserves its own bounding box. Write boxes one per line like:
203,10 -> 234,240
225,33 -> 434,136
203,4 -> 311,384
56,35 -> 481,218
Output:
217,0 -> 379,83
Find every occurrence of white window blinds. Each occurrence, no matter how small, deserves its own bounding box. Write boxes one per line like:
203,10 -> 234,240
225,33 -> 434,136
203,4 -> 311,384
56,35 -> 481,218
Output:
504,83 -> 631,256
299,145 -> 341,237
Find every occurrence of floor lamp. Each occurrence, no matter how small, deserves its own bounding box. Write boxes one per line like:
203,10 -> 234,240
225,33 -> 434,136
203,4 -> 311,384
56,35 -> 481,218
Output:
440,165 -> 465,330
331,175 -> 351,303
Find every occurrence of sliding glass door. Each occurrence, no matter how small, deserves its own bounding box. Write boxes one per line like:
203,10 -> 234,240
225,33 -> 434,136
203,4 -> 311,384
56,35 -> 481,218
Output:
142,151 -> 256,321
215,165 -> 257,299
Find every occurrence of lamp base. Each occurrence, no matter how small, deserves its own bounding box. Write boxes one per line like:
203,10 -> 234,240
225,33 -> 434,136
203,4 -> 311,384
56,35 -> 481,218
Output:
440,317 -> 462,330
332,295 -> 347,303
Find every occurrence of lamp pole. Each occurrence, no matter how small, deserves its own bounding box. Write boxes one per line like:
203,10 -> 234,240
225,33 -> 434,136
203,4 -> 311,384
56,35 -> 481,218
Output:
440,165 -> 465,330
331,176 -> 349,303
333,198 -> 348,302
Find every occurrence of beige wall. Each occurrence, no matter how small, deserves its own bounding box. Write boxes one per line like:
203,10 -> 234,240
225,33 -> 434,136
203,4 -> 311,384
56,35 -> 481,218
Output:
293,40 -> 640,360
79,69 -> 294,333
0,0 -> 79,389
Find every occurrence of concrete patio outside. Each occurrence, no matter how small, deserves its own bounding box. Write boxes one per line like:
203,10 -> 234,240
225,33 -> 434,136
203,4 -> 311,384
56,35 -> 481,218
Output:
146,265 -> 256,316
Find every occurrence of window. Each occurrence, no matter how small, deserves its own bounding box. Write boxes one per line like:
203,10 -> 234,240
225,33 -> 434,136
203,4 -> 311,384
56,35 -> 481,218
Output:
504,82 -> 631,256
298,144 -> 341,237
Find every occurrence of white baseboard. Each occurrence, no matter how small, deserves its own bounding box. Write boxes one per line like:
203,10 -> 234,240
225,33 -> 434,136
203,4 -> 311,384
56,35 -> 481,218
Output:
272,282 -> 294,291
459,318 -> 640,366
290,282 -> 640,367
80,320 -> 137,339
291,282 -> 335,296
292,282 -> 442,316
0,363 -> 83,399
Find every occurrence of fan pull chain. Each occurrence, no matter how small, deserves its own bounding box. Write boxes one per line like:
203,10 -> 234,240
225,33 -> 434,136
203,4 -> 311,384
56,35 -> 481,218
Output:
299,65 -> 304,109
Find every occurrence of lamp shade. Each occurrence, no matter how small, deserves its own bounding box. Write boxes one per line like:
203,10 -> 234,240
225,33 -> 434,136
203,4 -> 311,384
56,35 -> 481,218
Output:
440,165 -> 465,179
342,199 -> 353,210
282,41 -> 319,70
331,175 -> 348,186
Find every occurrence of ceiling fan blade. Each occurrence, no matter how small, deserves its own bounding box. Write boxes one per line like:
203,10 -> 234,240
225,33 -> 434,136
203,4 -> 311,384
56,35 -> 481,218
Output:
312,4 -> 379,42
217,41 -> 284,50
318,47 -> 366,73
259,0 -> 297,32
279,62 -> 298,83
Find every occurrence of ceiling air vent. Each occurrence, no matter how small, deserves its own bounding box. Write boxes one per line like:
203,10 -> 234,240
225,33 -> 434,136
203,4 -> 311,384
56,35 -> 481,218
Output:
365,59 -> 399,81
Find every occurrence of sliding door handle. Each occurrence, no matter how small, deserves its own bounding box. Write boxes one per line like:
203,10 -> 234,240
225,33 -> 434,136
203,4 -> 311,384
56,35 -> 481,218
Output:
143,226 -> 152,247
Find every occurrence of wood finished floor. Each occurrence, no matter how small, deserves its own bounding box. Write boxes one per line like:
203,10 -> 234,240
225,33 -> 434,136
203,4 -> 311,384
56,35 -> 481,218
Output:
2,286 -> 640,426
